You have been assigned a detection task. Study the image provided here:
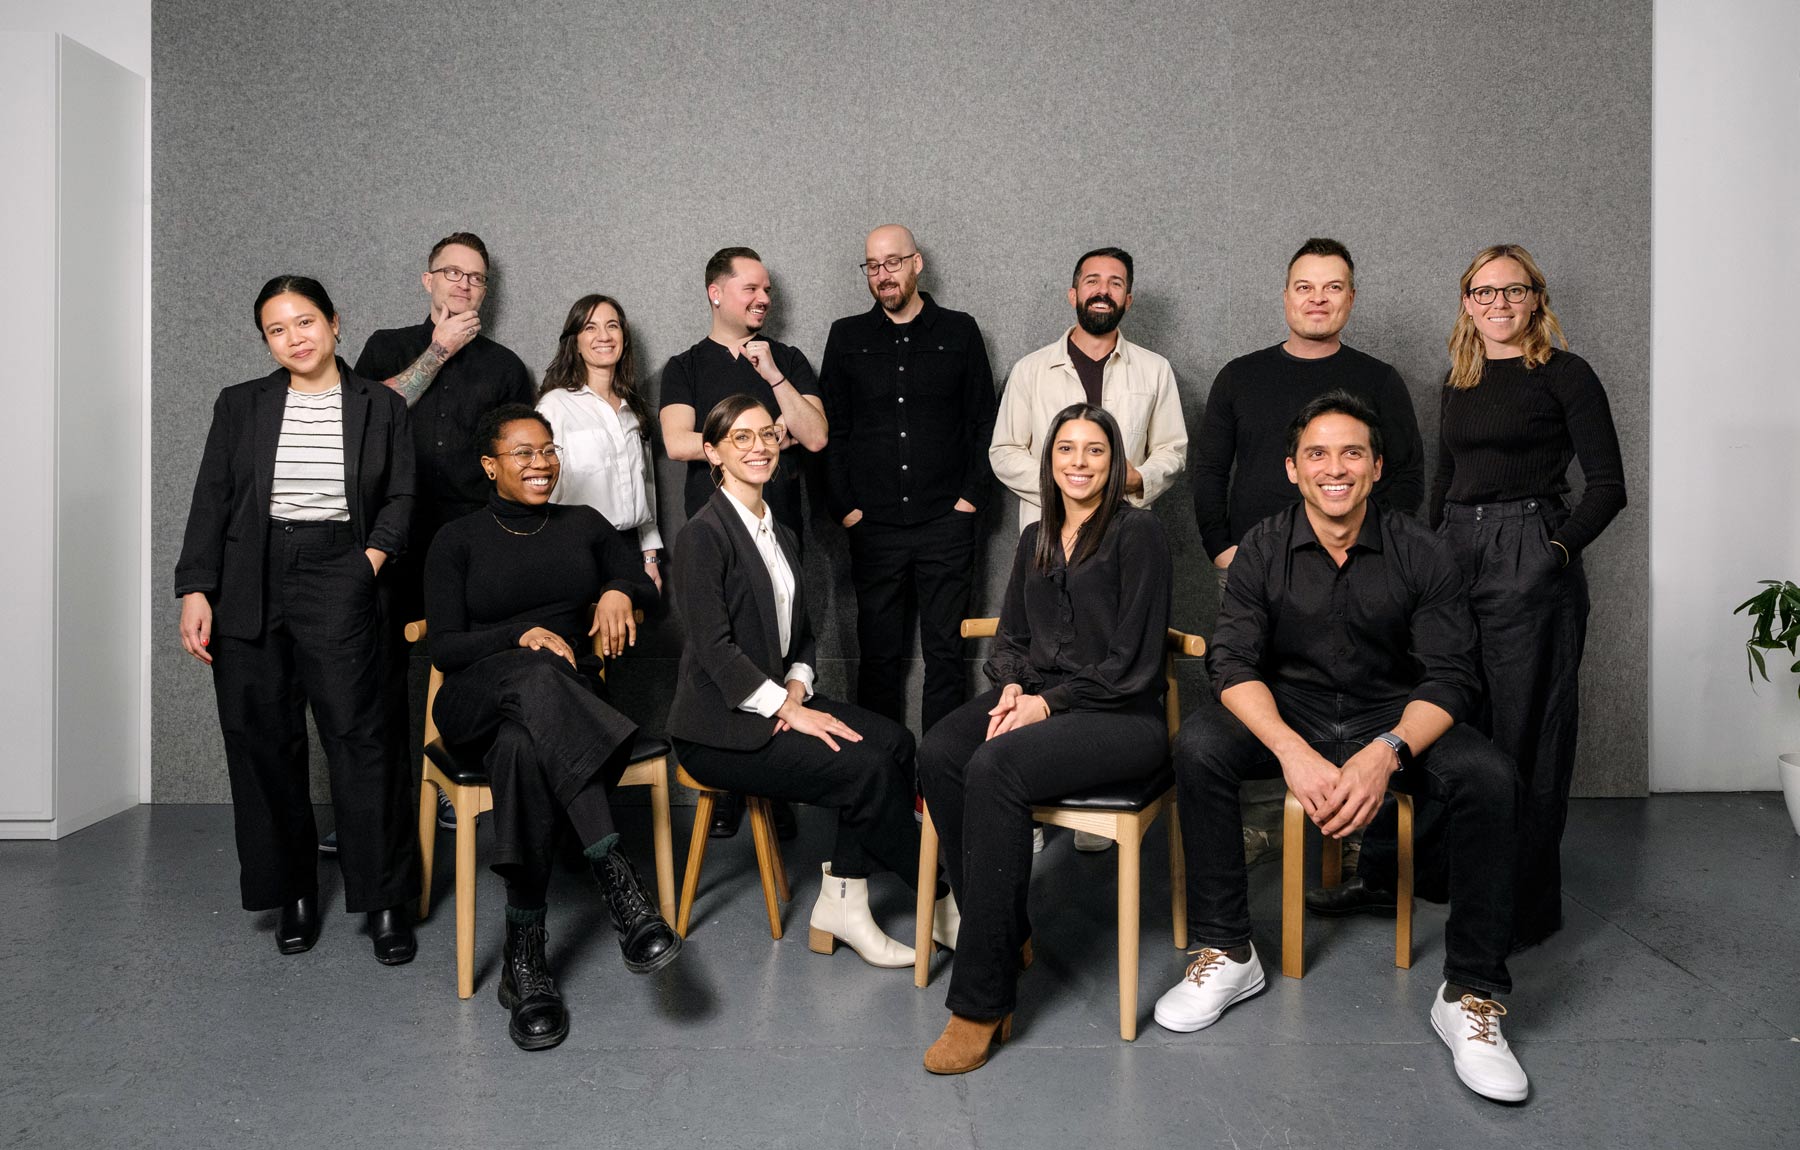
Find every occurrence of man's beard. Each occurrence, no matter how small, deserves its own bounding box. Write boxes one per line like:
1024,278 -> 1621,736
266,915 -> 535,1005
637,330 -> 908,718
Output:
1076,295 -> 1125,336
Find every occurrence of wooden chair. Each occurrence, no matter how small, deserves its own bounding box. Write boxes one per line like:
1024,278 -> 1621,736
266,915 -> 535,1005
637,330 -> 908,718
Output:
410,612 -> 676,999
672,771 -> 790,939
913,619 -> 1206,1041
1280,788 -> 1413,978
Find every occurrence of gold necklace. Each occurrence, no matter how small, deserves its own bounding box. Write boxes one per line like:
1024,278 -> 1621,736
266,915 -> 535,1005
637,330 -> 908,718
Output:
492,510 -> 550,536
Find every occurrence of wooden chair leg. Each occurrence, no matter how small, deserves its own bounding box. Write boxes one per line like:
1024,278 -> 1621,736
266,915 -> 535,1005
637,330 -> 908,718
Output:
1281,791 -> 1306,979
746,798 -> 784,939
1166,798 -> 1187,949
1322,834 -> 1343,889
417,775 -> 439,920
454,786 -> 479,999
915,805 -> 939,988
1395,793 -> 1415,970
676,790 -> 716,938
1117,816 -> 1143,1041
647,760 -> 676,925
769,816 -> 792,904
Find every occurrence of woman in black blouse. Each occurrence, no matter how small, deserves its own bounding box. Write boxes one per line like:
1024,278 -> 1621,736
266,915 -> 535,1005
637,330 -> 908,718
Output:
1427,244 -> 1626,947
916,403 -> 1173,1074
424,403 -> 678,1051
667,394 -> 942,970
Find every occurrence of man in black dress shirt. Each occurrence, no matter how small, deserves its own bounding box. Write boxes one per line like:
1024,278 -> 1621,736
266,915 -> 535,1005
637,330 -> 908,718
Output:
820,225 -> 996,733
659,246 -> 826,838
1153,390 -> 1529,1104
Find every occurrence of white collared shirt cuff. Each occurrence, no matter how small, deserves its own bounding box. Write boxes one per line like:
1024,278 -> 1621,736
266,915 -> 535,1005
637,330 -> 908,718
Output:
739,679 -> 789,718
785,664 -> 815,701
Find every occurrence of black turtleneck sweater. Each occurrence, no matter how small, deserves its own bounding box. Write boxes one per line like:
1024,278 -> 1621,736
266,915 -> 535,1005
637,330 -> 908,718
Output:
423,494 -> 655,674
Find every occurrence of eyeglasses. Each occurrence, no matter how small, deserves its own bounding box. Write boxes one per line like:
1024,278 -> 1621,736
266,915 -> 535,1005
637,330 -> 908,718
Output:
1466,283 -> 1533,305
429,266 -> 491,287
724,427 -> 782,450
859,253 -> 918,277
492,445 -> 561,464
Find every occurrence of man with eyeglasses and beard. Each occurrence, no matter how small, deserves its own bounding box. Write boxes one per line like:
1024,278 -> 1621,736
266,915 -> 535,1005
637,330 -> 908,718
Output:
989,245 -> 1187,851
819,225 -> 997,737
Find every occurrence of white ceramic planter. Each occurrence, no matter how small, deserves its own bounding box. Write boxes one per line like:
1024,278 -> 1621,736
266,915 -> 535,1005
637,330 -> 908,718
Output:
1780,753 -> 1800,836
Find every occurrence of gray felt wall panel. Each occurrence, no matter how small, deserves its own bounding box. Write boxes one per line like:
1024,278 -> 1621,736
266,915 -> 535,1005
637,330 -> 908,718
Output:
152,0 -> 1651,802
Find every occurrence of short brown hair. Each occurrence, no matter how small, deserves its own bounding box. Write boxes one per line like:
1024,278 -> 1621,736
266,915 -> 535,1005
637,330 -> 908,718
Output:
705,246 -> 762,286
429,231 -> 490,268
1286,238 -> 1355,291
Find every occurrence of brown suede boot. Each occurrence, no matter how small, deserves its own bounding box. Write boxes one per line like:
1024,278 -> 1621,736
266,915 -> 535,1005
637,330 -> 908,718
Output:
924,1013 -> 1014,1075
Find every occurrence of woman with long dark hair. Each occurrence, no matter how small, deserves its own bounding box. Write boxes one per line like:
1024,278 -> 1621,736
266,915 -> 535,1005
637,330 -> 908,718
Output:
174,275 -> 418,963
666,394 -> 941,969
1428,243 -> 1625,947
915,402 -> 1173,1074
537,294 -> 665,591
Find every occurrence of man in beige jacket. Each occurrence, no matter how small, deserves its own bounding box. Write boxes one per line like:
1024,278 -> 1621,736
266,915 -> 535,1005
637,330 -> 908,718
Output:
989,246 -> 1187,531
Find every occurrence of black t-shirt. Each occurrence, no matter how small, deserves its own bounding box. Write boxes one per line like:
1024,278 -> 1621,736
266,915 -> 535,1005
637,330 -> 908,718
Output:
658,336 -> 819,532
1067,335 -> 1107,408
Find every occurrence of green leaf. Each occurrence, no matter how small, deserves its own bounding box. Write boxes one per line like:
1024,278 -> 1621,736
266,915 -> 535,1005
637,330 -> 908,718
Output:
1750,645 -> 1769,682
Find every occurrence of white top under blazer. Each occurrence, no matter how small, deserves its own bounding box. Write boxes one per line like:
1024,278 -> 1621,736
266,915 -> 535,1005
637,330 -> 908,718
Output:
720,488 -> 814,717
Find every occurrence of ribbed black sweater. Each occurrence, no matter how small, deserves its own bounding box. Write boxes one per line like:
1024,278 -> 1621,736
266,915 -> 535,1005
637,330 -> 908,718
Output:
1427,349 -> 1626,556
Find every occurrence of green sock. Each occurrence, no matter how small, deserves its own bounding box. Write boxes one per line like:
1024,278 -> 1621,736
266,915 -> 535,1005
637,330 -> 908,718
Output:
582,833 -> 621,862
505,904 -> 547,926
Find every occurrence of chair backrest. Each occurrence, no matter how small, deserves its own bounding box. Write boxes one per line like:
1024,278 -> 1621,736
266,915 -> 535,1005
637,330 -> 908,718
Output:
959,616 -> 1206,740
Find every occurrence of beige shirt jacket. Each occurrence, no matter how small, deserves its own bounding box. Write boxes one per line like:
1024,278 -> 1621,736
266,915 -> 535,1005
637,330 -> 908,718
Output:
988,328 -> 1188,530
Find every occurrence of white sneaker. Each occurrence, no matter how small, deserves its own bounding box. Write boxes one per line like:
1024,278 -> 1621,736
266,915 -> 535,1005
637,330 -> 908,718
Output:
1429,983 -> 1529,1103
1032,827 -> 1045,854
1153,944 -> 1266,1033
1072,830 -> 1113,852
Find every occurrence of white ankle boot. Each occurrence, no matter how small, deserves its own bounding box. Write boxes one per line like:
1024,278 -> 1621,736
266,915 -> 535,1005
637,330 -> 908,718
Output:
932,891 -> 961,950
808,863 -> 916,968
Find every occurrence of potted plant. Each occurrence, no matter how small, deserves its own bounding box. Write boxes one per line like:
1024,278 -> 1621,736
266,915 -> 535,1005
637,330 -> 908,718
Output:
1734,579 -> 1800,835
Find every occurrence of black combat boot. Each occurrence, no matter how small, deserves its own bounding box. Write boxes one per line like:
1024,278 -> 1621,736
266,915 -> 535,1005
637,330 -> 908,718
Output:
497,909 -> 569,1051
594,846 -> 683,974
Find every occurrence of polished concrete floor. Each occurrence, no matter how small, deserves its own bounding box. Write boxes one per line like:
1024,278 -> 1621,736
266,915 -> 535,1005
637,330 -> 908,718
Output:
3,794 -> 1797,1149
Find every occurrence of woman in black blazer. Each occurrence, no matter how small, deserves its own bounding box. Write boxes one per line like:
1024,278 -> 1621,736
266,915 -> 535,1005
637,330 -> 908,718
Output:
916,403 -> 1173,1074
668,393 -> 944,968
174,276 -> 418,963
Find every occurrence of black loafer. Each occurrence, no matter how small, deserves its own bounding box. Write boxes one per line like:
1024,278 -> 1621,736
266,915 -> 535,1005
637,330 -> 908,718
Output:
367,906 -> 417,965
709,793 -> 743,839
1303,876 -> 1397,918
772,800 -> 798,842
276,895 -> 320,954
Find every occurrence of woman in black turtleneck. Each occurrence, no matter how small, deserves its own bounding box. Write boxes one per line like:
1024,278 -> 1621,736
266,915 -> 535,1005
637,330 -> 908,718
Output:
423,402 -> 678,1052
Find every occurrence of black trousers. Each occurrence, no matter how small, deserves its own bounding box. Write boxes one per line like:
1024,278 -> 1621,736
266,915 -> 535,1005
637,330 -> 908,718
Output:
210,521 -> 414,913
848,510 -> 979,734
917,689 -> 1168,1019
434,649 -> 638,902
674,695 -> 918,883
1173,692 -> 1518,995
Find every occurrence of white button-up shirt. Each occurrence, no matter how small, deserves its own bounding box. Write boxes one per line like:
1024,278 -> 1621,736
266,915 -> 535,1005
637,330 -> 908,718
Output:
538,386 -> 663,553
720,488 -> 815,717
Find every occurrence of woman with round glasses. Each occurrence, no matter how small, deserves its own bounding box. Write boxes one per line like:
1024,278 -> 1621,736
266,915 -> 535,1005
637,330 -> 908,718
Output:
174,275 -> 418,963
423,403 -> 678,1051
537,294 -> 665,592
915,403 -> 1173,1075
1423,244 -> 1625,948
666,393 -> 942,968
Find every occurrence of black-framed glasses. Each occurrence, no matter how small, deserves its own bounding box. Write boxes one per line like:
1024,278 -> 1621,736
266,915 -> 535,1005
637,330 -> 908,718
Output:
859,253 -> 918,277
1467,283 -> 1533,305
429,266 -> 491,287
725,426 -> 782,450
492,445 -> 560,464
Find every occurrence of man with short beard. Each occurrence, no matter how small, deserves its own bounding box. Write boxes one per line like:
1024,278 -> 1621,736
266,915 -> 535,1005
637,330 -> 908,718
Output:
989,247 -> 1186,531
819,225 -> 997,734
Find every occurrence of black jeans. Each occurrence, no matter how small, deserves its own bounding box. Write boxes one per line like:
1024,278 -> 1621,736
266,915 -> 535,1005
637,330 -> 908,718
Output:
847,509 -> 979,734
674,695 -> 919,883
917,688 -> 1168,1019
210,521 -> 415,913
1173,692 -> 1518,995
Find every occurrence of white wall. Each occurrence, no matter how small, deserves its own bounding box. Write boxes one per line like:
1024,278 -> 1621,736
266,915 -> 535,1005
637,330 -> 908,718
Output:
1650,0 -> 1800,789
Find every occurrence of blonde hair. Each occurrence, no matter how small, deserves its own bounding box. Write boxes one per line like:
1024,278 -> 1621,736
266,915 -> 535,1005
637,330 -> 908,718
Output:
1446,243 -> 1568,391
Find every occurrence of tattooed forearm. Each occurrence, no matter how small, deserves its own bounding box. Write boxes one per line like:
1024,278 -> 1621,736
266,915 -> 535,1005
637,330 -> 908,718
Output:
386,342 -> 453,407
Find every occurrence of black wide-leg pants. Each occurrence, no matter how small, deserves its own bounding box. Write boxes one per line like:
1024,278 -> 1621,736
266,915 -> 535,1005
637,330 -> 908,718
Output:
917,689 -> 1168,1019
848,511 -> 979,734
210,521 -> 415,913
674,695 -> 919,883
1174,694 -> 1519,995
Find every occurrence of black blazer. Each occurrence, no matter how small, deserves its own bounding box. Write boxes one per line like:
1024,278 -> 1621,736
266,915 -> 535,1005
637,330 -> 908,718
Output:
174,360 -> 415,640
667,488 -> 816,751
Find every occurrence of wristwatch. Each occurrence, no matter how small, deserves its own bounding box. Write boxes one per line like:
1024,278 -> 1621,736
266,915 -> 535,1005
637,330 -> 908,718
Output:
1372,731 -> 1412,771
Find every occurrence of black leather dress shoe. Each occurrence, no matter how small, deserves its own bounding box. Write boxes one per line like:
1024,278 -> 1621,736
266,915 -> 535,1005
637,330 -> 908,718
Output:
709,793 -> 743,838
772,800 -> 798,842
367,906 -> 417,965
276,895 -> 320,954
1303,876 -> 1398,918
596,846 -> 683,974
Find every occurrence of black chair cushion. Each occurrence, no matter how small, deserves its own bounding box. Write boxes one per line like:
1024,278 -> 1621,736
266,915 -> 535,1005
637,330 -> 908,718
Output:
424,731 -> 671,789
1037,761 -> 1174,813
